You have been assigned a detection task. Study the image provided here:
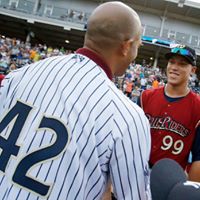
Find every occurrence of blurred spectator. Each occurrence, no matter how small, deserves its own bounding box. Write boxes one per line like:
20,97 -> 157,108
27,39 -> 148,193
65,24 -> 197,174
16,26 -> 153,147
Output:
125,80 -> 134,98
132,86 -> 141,103
152,77 -> 159,89
141,77 -> 147,90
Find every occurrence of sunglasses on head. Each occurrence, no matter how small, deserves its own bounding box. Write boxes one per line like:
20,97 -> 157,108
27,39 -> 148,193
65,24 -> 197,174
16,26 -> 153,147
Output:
171,47 -> 194,59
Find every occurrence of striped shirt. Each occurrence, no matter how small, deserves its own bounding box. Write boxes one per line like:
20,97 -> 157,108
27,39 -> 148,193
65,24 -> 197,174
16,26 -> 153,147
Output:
0,49 -> 151,200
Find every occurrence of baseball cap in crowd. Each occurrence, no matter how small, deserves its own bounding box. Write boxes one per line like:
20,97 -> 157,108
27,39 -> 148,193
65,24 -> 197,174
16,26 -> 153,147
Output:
165,44 -> 197,66
150,158 -> 200,200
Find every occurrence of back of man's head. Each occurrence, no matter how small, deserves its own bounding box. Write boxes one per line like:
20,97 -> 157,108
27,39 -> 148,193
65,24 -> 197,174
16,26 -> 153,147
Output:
84,1 -> 141,50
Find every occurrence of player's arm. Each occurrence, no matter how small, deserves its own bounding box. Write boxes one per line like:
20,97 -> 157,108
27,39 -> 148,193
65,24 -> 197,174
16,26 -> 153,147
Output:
102,183 -> 112,200
188,126 -> 200,182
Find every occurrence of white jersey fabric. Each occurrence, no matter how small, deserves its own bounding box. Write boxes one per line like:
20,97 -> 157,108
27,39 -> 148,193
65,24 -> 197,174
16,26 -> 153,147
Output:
0,52 -> 151,200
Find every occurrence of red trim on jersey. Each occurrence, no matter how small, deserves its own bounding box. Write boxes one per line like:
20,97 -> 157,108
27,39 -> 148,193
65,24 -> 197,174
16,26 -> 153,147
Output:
76,48 -> 113,80
0,74 -> 5,86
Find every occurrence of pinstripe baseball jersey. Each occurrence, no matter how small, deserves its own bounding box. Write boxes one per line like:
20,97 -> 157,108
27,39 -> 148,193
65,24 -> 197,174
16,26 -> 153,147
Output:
0,49 -> 151,200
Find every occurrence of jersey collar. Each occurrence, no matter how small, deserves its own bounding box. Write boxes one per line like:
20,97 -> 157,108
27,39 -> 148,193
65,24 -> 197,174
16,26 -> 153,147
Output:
76,48 -> 113,80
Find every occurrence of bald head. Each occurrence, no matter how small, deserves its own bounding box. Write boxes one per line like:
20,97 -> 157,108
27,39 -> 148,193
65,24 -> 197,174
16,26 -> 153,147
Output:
84,1 -> 141,50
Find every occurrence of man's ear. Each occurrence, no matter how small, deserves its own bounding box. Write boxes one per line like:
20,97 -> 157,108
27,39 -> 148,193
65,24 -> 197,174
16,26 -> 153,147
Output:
121,39 -> 132,56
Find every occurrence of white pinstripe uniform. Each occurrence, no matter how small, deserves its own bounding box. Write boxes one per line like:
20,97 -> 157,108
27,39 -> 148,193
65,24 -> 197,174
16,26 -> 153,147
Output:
0,50 -> 151,200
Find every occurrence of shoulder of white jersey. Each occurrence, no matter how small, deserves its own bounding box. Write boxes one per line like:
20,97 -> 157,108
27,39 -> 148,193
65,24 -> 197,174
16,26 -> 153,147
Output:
108,81 -> 148,128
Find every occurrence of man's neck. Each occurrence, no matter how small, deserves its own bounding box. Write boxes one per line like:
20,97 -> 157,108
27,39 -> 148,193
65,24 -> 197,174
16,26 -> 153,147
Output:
165,84 -> 190,98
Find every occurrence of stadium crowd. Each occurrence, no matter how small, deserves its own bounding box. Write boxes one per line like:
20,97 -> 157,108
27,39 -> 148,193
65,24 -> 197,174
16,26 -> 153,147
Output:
1,35 -> 200,98
0,35 -> 72,74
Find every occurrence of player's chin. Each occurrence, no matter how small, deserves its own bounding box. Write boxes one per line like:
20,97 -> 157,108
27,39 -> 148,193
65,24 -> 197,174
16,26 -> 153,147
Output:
167,79 -> 180,86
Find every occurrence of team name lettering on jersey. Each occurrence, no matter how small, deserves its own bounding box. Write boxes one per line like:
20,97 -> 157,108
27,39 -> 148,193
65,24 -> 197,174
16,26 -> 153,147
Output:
146,114 -> 189,137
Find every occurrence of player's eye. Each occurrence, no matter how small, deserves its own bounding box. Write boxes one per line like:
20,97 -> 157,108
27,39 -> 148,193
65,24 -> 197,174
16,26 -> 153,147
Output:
168,59 -> 175,64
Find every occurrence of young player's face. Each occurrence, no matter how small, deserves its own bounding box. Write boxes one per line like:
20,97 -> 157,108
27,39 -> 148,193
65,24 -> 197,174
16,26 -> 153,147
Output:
166,55 -> 195,87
